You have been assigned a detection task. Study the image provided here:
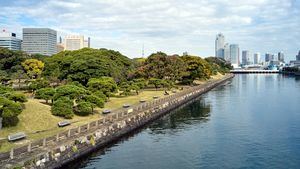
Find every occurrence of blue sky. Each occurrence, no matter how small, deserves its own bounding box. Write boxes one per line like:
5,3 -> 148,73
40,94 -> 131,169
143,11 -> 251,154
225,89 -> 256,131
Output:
0,0 -> 299,61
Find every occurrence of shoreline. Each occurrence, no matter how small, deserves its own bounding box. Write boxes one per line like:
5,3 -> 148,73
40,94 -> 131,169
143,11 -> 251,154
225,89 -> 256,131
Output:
1,74 -> 234,169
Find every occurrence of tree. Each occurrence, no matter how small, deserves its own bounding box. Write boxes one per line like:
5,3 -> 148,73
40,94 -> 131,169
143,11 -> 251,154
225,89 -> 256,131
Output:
29,78 -> 50,93
78,94 -> 104,111
35,88 -> 56,104
0,97 -> 23,127
21,59 -> 44,79
181,55 -> 213,82
5,92 -> 27,103
51,97 -> 74,119
138,52 -> 187,81
87,77 -> 117,98
54,85 -> 88,101
149,78 -> 163,90
74,102 -> 93,116
43,48 -> 134,85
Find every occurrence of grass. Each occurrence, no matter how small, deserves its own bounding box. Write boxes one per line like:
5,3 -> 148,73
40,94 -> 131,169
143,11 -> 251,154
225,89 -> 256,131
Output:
0,89 -> 172,152
0,74 -> 225,152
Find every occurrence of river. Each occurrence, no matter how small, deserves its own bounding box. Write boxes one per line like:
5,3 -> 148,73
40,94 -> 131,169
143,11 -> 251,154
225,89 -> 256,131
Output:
67,74 -> 300,169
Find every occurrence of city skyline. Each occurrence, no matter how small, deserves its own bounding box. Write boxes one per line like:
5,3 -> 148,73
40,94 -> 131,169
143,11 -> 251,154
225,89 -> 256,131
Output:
0,0 -> 299,61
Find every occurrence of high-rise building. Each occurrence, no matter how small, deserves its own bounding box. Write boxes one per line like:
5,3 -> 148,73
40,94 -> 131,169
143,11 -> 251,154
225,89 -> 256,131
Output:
278,51 -> 284,62
0,30 -> 21,51
253,53 -> 260,64
296,51 -> 300,61
22,28 -> 57,56
230,44 -> 239,68
224,43 -> 230,61
64,35 -> 85,51
215,33 -> 225,59
265,53 -> 274,62
242,50 -> 250,65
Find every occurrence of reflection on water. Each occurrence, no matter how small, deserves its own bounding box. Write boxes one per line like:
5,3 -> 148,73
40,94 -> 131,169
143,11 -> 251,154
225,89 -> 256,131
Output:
149,98 -> 211,134
67,74 -> 300,169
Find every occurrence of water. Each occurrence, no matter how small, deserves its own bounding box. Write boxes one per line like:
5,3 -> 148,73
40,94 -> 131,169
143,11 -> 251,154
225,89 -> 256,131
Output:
67,74 -> 300,169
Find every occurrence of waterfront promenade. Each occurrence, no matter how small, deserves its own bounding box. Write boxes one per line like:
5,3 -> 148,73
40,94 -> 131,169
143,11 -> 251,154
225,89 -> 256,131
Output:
0,74 -> 234,169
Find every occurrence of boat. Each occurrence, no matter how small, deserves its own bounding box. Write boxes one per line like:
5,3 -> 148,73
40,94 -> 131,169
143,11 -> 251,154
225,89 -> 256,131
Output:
58,121 -> 71,127
8,132 -> 26,141
153,96 -> 159,99
102,109 -> 111,114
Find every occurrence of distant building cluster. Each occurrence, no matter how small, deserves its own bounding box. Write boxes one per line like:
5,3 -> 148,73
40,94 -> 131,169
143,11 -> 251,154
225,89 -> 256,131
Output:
0,28 -> 91,56
215,33 -> 291,70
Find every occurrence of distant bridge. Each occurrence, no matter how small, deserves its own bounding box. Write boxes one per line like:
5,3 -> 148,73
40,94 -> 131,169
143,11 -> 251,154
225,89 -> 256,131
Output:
230,70 -> 279,74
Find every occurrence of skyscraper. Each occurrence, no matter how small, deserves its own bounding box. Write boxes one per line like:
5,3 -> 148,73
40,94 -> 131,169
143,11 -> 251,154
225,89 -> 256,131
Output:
278,51 -> 284,62
265,53 -> 274,62
230,44 -> 239,68
296,51 -> 300,61
0,30 -> 21,51
215,33 -> 225,59
22,28 -> 57,56
242,50 -> 250,65
224,43 -> 230,62
64,35 -> 84,51
254,53 -> 260,64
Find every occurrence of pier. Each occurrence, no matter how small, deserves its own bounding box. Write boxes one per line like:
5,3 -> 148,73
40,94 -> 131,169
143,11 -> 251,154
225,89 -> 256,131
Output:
230,70 -> 279,74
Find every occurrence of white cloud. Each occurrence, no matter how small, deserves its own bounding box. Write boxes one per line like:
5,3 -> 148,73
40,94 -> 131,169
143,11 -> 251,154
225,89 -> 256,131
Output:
0,0 -> 299,61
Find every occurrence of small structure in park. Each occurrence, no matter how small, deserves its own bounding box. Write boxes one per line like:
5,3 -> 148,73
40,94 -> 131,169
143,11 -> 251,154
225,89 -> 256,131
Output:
102,109 -> 111,114
139,100 -> 146,103
123,104 -> 130,108
8,132 -> 26,141
58,121 -> 71,127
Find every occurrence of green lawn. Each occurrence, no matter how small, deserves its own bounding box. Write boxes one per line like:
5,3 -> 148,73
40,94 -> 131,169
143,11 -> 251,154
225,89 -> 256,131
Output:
0,89 -> 171,152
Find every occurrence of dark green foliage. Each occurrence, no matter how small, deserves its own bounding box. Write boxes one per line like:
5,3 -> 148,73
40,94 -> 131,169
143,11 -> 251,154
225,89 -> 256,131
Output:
148,78 -> 172,90
94,91 -> 107,101
51,97 -> 74,119
35,88 -> 56,103
181,55 -> 213,81
205,57 -> 232,75
43,48 -> 134,85
54,85 -> 89,100
0,47 -> 27,76
0,97 -> 23,127
74,102 -> 93,116
5,92 -> 27,102
29,78 -> 50,92
87,77 -> 117,97
0,85 -> 13,94
139,52 -> 187,81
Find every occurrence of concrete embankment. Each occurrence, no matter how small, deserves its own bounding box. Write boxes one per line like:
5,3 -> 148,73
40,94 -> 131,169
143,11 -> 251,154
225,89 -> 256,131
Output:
0,74 -> 234,169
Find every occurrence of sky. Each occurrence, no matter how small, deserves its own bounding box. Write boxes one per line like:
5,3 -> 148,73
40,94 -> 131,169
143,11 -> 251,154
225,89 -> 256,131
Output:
0,0 -> 299,61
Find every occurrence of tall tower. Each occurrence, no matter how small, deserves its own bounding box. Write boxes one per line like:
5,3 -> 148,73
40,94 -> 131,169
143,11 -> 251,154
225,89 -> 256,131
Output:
278,51 -> 284,62
224,43 -> 230,61
215,33 -> 225,59
230,44 -> 239,68
254,53 -> 261,64
242,50 -> 250,65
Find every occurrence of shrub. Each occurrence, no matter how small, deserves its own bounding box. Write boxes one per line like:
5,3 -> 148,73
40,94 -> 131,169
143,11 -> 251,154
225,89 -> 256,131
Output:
0,97 -> 23,127
75,102 -> 93,116
5,92 -> 27,103
51,97 -> 74,119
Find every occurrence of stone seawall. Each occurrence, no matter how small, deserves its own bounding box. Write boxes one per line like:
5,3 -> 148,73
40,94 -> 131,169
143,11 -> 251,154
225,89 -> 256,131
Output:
1,74 -> 234,169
